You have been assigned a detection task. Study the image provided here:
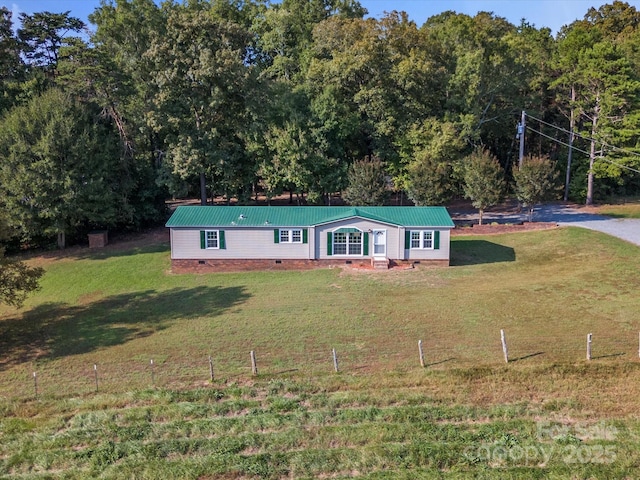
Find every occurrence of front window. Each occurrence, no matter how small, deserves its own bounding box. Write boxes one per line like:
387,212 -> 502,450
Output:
348,232 -> 362,254
333,232 -> 347,255
280,229 -> 302,243
410,230 -> 434,249
206,230 -> 219,249
332,230 -> 362,255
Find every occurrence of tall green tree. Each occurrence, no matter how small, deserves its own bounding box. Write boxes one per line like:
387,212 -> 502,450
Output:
0,7 -> 24,113
17,11 -> 84,75
463,148 -> 506,225
422,11 -> 522,157
0,89 -> 127,248
255,0 -> 366,82
147,3 -> 256,205
401,119 -> 465,206
343,157 -> 388,205
554,4 -> 640,204
88,0 -> 169,224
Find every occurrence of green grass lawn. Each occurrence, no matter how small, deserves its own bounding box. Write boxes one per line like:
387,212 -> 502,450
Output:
594,199 -> 640,218
1,227 -> 640,478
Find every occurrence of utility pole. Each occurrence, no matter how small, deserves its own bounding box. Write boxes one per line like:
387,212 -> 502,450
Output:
518,110 -> 526,168
564,86 -> 576,202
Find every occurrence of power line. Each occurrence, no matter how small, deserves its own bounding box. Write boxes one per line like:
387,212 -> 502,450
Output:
525,126 -> 591,157
525,125 -> 640,175
524,112 -> 640,160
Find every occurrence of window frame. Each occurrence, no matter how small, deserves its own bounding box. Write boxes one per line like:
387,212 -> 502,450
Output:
205,230 -> 219,249
409,230 -> 435,250
331,230 -> 363,256
279,228 -> 303,243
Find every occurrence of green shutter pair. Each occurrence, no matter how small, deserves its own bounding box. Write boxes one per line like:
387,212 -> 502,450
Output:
326,231 -> 369,255
274,229 -> 308,243
199,230 -> 226,249
404,230 -> 440,249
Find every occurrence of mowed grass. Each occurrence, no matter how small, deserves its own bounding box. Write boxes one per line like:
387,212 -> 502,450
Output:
1,227 -> 640,478
594,199 -> 640,218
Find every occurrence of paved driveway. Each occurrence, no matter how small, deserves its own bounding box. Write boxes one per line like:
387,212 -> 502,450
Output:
451,203 -> 640,247
534,204 -> 640,247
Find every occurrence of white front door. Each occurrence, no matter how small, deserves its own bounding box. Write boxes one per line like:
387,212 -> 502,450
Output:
372,230 -> 386,257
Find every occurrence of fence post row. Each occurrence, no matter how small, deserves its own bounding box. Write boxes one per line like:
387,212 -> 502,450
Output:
24,332 -> 640,398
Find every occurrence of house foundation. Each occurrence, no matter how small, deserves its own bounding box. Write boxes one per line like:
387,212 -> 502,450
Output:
170,258 -> 448,273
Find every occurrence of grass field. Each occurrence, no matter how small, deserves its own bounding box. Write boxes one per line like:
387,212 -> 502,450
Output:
594,199 -> 640,218
1,227 -> 640,478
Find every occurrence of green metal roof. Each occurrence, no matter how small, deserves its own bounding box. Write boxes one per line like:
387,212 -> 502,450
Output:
166,206 -> 454,228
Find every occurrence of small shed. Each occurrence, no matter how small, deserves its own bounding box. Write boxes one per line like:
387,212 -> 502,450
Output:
88,231 -> 108,248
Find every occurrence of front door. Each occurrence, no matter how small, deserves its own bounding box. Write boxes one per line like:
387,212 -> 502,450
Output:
372,230 -> 386,257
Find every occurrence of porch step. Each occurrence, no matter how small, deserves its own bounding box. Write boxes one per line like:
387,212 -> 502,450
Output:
371,257 -> 389,270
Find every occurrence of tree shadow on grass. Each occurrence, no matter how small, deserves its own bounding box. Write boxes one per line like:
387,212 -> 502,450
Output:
33,243 -> 170,263
450,239 -> 516,266
0,285 -> 249,370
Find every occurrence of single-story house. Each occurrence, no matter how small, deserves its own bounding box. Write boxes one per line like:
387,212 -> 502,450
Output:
166,206 -> 455,271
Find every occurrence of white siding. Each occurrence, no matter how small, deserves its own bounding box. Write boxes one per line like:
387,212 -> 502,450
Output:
170,228 -> 312,259
316,219 -> 402,259
403,228 -> 451,261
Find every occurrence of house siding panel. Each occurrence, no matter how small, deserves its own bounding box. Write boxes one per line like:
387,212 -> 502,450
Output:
403,228 -> 451,261
316,218 -> 403,260
171,228 -> 312,260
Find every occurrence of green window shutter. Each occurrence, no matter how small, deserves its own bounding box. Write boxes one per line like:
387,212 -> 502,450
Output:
327,232 -> 332,256
200,231 -> 206,249
303,228 -> 308,244
363,232 -> 369,255
404,230 -> 410,249
434,231 -> 440,250
219,230 -> 226,249
274,229 -> 280,244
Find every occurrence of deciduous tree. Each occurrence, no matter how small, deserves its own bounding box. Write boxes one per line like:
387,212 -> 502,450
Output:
343,157 -> 388,205
463,148 -> 505,225
0,89 -> 126,248
146,3 -> 255,204
513,155 -> 559,221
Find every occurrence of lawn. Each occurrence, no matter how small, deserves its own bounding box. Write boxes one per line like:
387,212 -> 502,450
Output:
1,227 -> 640,478
593,199 -> 640,218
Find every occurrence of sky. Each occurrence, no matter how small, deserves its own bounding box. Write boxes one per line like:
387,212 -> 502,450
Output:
5,0 -> 640,35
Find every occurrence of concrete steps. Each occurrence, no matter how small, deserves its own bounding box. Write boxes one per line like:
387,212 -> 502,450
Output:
371,256 -> 389,270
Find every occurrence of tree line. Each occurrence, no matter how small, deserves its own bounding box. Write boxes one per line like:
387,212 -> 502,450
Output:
2,0 -> 640,304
